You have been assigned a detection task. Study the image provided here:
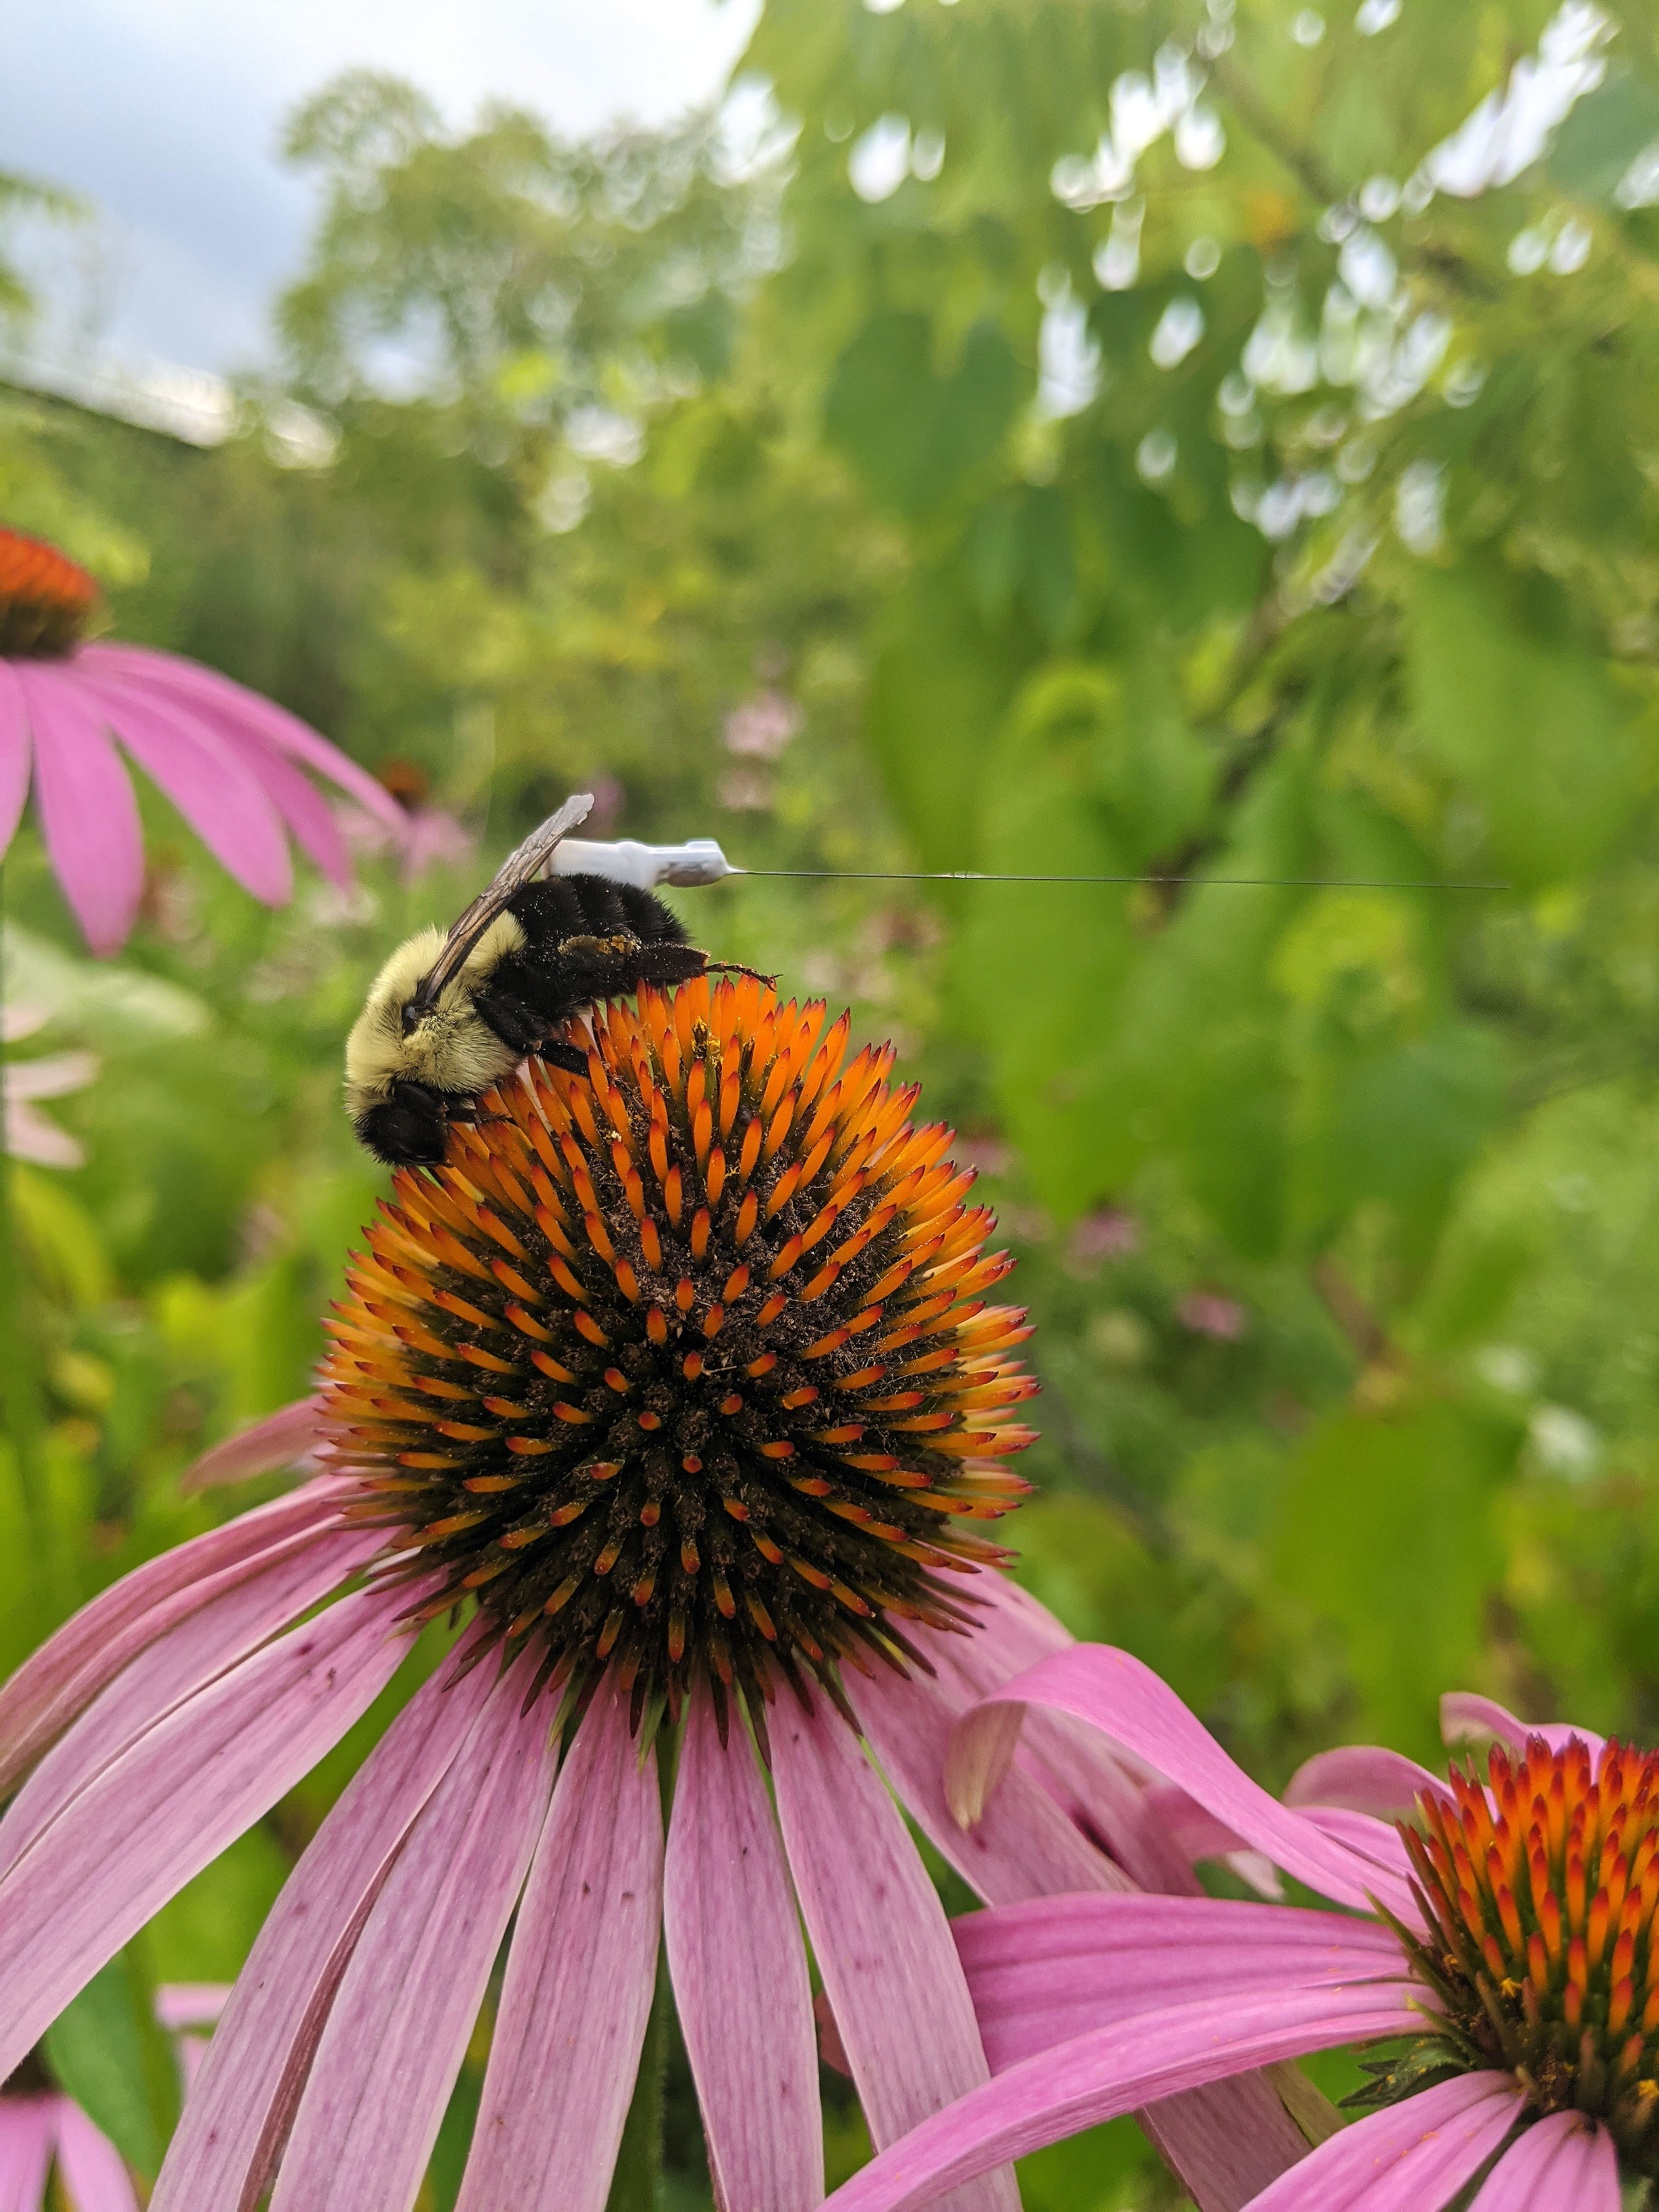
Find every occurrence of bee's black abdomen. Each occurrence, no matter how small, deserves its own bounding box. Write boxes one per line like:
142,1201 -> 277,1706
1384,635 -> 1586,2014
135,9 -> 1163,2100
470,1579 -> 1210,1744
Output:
506,875 -> 689,945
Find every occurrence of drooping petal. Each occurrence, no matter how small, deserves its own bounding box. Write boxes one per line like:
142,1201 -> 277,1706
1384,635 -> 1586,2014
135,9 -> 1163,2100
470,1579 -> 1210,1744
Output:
664,1688 -> 822,2212
1244,2073 -> 1523,2211
81,647 -> 405,833
0,662 -> 31,855
3,1051 -> 98,1101
75,672 -> 292,905
0,2094 -> 55,2212
0,1579 -> 418,2080
0,1523 -> 383,1875
1440,1693 -> 1605,1763
455,1684 -> 663,2212
224,739 -> 352,886
954,1894 -> 1406,2073
946,1648 -> 1404,1916
180,1398 -> 325,1494
1295,1807 -> 1414,1887
270,1652 -> 557,2212
770,1693 -> 1019,2212
151,1652 -> 497,2212
4,1103 -> 82,1168
849,1655 -> 1132,1905
12,666 -> 143,956
817,1985 -> 1422,2212
1284,1746 -> 1449,1816
51,2102 -> 138,2212
1466,2110 -> 1620,2210
0,1476 -> 354,1796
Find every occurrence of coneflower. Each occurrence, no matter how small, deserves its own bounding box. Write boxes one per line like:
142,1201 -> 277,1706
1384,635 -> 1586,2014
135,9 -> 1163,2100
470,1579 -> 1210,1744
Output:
0,526 -> 402,953
0,979 -> 1203,2212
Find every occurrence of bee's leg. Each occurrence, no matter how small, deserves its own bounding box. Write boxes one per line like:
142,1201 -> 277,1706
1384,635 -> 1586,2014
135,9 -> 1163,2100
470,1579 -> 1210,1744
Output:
706,960 -> 780,988
629,942 -> 717,989
539,1040 -> 591,1076
471,986 -> 548,1056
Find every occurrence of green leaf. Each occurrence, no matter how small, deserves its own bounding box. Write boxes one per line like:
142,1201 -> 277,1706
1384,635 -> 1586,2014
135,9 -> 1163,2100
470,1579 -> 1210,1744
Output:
1407,565 -> 1636,889
1271,1399 -> 1520,1758
823,312 -> 1022,516
42,1948 -> 178,2179
1548,67 -> 1659,204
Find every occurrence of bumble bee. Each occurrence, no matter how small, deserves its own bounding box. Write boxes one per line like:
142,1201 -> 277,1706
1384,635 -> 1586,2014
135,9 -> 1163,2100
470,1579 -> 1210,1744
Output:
346,793 -> 719,1166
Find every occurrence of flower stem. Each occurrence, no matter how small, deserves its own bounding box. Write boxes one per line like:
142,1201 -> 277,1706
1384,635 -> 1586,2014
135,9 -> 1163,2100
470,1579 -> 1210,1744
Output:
0,865 -> 48,1537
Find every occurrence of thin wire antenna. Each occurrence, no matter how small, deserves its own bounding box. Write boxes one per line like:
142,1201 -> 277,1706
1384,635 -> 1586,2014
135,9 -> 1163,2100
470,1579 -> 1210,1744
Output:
736,869 -> 1510,891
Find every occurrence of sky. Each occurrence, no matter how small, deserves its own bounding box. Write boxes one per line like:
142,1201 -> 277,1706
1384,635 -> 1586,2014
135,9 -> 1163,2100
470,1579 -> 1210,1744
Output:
1,0 -> 761,375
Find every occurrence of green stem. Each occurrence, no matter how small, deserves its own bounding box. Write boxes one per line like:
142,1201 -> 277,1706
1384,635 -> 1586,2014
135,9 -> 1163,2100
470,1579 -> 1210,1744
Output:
0,865 -> 48,1537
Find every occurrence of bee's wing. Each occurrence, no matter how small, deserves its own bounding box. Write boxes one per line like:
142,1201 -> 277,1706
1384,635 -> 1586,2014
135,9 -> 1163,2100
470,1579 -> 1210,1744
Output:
410,791 -> 595,1012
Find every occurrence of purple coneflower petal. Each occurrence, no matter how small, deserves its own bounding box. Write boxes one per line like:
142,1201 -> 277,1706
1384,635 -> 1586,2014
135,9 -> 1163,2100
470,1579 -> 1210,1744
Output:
1468,2108 -> 1618,2209
51,2102 -> 137,2212
180,1397 -> 325,1494
4,1103 -> 82,1168
955,1894 -> 1405,2073
231,739 -> 353,885
1440,1693 -> 1604,1762
4,1051 -> 98,1101
82,647 -> 405,833
849,1658 -> 1132,1905
947,1648 -> 1404,1916
0,1580 -> 417,2079
664,1688 -> 823,2212
0,1476 -> 354,1795
1243,2073 -> 1522,2210
1294,1806 -> 1414,1885
456,1684 -> 663,2212
1284,1746 -> 1448,1816
75,673 -> 292,906
819,1985 -> 1422,2212
0,2094 -> 55,2212
152,1984 -> 232,2032
0,1523 -> 386,1875
152,1653 -> 498,2212
0,662 -> 31,855
12,666 -> 143,957
770,1695 -> 1019,2212
270,1652 -> 557,2212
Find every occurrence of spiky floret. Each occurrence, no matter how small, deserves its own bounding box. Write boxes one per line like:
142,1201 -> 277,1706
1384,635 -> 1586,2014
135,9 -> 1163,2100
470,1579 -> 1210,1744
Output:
0,528 -> 98,658
321,977 -> 1037,1746
1381,1736 -> 1659,2177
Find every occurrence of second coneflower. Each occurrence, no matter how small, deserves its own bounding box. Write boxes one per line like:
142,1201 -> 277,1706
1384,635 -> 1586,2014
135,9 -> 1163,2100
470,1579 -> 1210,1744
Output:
0,978 -> 1180,2212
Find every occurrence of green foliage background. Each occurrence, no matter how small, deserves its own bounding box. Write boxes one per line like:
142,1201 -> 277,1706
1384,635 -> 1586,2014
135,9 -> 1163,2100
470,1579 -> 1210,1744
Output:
8,3 -> 1659,2202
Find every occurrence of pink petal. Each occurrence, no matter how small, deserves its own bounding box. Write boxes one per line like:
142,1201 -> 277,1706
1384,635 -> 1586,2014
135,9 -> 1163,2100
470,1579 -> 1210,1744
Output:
770,1693 -> 1019,2212
4,1051 -> 98,1101
82,647 -> 405,832
0,1579 -> 419,2081
455,1683 -> 664,2212
0,1522 -> 383,1876
946,1648 -> 1408,1916
0,663 -> 32,855
180,1397 -> 325,1494
819,1985 -> 1421,2212
1440,1693 -> 1605,1763
955,1894 -> 1405,2073
1247,2073 -> 1523,2210
1468,2109 -> 1620,2210
1297,1807 -> 1414,1886
270,1650 -> 557,2212
849,1656 -> 1133,1906
232,741 -> 352,886
4,1103 -> 82,1168
51,2103 -> 138,2212
12,666 -> 143,956
1284,1746 -> 1449,1816
0,1475 -> 354,1796
151,1649 -> 497,2212
152,1984 -> 232,2032
0,2094 -> 55,2212
75,672 -> 292,905
664,1687 -> 823,2212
